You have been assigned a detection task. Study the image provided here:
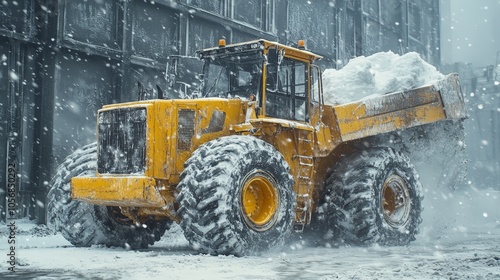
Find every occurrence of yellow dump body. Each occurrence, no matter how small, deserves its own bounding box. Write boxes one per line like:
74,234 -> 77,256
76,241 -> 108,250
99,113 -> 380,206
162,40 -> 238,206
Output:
333,73 -> 465,142
71,39 -> 466,227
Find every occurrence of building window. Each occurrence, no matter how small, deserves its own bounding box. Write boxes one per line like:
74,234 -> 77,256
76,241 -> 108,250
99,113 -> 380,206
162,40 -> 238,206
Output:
381,0 -> 402,27
187,17 -> 229,55
132,1 -> 178,61
0,0 -> 35,37
408,2 -> 422,42
186,0 -> 275,32
232,0 -> 274,31
379,0 -> 402,53
233,0 -> 263,28
53,51 -> 115,163
346,0 -> 356,10
345,8 -> 359,59
62,0 -> 119,49
188,0 -> 226,16
362,0 -> 379,20
264,0 -> 275,32
287,1 -> 334,55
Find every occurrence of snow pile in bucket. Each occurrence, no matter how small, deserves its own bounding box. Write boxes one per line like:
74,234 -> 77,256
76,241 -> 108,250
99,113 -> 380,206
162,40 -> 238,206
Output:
323,51 -> 445,105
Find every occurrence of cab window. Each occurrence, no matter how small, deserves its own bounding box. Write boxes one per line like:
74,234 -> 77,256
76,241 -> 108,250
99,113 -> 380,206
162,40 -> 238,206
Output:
311,65 -> 321,103
266,58 -> 308,121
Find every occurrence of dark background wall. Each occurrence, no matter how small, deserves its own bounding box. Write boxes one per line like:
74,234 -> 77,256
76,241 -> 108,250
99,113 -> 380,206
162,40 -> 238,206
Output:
0,0 -> 440,223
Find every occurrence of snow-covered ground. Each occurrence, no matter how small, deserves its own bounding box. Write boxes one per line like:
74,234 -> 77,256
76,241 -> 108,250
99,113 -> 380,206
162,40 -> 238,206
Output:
1,186 -> 499,280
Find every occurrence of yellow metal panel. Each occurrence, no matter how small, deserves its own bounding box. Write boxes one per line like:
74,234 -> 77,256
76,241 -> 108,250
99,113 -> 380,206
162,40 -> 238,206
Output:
71,176 -> 166,207
249,120 -> 314,203
334,88 -> 447,141
145,105 -> 156,177
309,103 -> 340,157
262,40 -> 323,62
153,101 -> 173,179
170,98 -> 247,178
250,118 -> 314,131
100,100 -> 155,110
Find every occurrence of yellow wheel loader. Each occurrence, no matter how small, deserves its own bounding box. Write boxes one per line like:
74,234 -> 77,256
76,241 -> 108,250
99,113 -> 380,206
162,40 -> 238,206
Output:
47,39 -> 467,255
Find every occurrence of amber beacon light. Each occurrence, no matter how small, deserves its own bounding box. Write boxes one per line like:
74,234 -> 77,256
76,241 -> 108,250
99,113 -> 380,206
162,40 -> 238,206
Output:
298,40 -> 305,49
218,39 -> 226,48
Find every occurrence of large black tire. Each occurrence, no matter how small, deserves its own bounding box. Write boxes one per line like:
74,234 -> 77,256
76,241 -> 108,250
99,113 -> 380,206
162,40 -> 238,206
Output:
46,143 -> 169,249
320,147 -> 423,246
176,135 -> 295,256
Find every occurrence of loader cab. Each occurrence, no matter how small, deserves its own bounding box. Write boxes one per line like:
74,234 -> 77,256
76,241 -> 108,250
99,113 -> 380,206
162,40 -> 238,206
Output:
197,39 -> 323,124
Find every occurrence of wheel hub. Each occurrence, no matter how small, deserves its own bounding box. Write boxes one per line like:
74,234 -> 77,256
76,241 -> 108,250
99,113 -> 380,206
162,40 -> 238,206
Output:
241,170 -> 279,231
382,174 -> 411,228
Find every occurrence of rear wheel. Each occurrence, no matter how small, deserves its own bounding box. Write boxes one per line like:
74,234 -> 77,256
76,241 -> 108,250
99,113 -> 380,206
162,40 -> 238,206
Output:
176,135 -> 295,256
46,143 -> 170,249
320,147 -> 423,245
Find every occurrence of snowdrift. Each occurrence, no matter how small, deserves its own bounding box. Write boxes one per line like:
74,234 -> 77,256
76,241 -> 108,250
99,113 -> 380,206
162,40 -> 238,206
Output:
323,51 -> 444,105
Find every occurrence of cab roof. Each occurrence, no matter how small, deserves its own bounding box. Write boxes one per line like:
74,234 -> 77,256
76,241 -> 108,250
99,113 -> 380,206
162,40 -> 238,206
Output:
197,39 -> 323,63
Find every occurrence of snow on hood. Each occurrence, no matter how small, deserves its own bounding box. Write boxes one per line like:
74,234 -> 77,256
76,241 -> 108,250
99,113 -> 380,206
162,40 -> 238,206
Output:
323,51 -> 445,105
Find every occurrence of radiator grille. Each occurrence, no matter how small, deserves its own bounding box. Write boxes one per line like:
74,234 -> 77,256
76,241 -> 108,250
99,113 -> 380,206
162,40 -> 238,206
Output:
177,109 -> 195,151
97,108 -> 147,174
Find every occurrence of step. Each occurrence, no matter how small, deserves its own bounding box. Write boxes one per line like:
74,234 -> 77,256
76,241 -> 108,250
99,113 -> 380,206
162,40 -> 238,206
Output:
298,138 -> 312,143
294,155 -> 313,160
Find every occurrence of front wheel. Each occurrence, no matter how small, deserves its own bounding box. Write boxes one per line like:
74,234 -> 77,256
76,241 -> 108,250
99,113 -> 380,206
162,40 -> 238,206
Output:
46,143 -> 170,249
176,136 -> 296,256
320,147 -> 423,246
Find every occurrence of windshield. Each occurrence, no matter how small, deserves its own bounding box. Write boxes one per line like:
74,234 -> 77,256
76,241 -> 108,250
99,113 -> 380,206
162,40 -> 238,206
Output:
203,51 -> 263,100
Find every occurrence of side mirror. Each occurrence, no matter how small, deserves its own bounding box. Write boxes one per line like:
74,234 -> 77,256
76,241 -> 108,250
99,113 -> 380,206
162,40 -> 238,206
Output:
267,48 -> 279,65
166,58 -> 178,87
166,55 -> 204,99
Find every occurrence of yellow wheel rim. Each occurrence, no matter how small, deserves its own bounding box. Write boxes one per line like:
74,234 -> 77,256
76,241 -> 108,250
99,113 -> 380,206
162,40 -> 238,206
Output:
241,171 -> 279,231
382,174 -> 411,228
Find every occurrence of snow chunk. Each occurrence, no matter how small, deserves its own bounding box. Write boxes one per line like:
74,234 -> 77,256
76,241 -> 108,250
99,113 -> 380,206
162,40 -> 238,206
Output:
323,51 -> 445,105
9,70 -> 19,81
